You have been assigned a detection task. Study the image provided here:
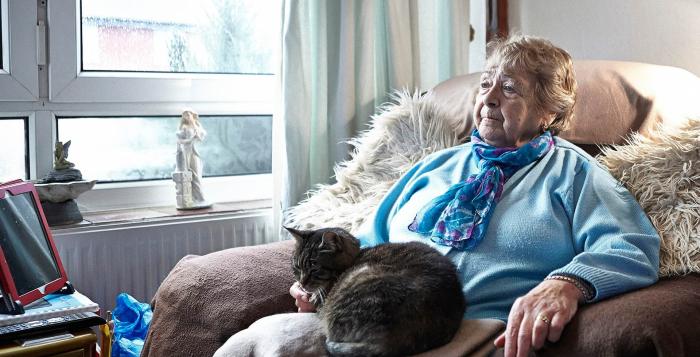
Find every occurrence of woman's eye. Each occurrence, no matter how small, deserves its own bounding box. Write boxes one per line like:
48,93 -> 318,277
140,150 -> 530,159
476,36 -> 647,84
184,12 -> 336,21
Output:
480,81 -> 491,89
503,84 -> 516,93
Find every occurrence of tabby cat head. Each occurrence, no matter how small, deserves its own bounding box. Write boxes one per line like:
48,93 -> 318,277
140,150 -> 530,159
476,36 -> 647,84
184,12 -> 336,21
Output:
286,227 -> 361,294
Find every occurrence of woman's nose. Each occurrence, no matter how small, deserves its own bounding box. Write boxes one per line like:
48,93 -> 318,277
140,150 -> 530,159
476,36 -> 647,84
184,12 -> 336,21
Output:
483,85 -> 499,107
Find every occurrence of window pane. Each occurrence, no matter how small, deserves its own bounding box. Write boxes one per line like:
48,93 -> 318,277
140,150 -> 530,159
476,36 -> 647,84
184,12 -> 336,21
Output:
57,115 -> 271,182
0,119 -> 27,182
80,0 -> 279,74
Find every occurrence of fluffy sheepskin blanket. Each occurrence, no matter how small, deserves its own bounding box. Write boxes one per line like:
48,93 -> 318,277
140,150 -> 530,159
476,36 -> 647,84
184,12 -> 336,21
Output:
284,90 -> 469,233
285,90 -> 700,277
599,117 -> 700,277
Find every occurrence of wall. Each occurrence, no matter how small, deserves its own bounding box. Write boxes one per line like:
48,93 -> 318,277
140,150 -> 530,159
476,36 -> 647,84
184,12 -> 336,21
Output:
469,0 -> 486,73
509,0 -> 700,76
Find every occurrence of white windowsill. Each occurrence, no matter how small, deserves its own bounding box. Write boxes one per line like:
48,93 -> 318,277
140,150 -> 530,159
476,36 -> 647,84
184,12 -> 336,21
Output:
50,199 -> 273,234
74,174 -> 273,213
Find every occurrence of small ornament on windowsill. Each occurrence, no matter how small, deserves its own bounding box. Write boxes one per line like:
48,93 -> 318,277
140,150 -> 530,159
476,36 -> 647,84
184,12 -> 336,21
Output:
172,110 -> 212,210
34,140 -> 96,226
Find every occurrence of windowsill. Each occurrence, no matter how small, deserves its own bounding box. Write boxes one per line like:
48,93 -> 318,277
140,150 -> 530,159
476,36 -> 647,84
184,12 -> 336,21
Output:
49,199 -> 272,232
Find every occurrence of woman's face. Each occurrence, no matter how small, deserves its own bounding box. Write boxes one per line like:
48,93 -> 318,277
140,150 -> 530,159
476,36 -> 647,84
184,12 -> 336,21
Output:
473,69 -> 550,147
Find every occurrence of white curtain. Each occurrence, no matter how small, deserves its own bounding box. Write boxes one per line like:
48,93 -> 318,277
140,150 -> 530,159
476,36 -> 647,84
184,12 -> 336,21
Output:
279,0 -> 470,212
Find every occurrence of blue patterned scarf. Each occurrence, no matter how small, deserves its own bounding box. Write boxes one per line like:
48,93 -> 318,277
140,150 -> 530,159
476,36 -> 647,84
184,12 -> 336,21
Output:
408,130 -> 554,250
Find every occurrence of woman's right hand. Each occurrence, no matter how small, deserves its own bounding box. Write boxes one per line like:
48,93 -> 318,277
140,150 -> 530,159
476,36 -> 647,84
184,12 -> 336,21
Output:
289,281 -> 316,312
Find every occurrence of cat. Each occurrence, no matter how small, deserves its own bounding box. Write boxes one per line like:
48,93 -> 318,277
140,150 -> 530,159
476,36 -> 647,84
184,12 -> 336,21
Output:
286,226 -> 466,357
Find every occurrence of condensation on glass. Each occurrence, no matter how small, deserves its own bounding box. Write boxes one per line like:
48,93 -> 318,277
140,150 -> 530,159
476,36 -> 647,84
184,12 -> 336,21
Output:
0,118 -> 28,182
57,115 -> 272,182
80,0 -> 278,74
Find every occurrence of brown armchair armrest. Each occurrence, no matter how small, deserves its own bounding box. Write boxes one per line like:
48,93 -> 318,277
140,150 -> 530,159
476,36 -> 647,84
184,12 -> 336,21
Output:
538,274 -> 700,356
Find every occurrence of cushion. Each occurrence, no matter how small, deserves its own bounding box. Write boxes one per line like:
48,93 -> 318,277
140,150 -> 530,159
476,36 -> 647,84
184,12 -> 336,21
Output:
598,117 -> 700,277
142,240 -> 297,357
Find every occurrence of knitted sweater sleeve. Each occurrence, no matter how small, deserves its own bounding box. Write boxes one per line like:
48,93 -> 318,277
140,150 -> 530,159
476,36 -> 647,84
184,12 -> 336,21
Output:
548,160 -> 661,302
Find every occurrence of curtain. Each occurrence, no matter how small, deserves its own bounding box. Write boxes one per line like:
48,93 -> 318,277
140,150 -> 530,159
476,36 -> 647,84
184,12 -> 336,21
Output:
279,0 -> 470,212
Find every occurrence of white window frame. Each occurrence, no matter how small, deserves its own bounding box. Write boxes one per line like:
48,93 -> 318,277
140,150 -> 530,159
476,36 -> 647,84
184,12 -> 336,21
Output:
0,0 -> 280,212
51,107 -> 275,212
48,0 -> 275,104
0,0 -> 38,101
0,113 -> 33,180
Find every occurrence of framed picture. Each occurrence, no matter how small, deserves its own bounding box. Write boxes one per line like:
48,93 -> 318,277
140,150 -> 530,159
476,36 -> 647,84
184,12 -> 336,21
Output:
0,180 -> 70,313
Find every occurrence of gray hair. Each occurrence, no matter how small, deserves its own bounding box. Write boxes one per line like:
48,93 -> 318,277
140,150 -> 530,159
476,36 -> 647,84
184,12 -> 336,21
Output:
485,35 -> 577,135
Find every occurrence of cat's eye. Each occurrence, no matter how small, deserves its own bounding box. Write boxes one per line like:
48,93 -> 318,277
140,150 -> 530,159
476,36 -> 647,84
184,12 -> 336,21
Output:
316,270 -> 331,280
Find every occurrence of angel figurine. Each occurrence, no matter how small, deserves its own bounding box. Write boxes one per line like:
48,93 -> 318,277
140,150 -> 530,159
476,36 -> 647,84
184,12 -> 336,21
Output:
53,140 -> 75,170
173,110 -> 210,209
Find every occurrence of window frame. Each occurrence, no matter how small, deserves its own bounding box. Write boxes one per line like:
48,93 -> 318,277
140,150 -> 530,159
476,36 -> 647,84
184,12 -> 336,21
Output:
0,0 -> 38,101
0,114 -> 31,181
0,0 -> 281,212
0,0 -> 6,70
48,0 -> 276,104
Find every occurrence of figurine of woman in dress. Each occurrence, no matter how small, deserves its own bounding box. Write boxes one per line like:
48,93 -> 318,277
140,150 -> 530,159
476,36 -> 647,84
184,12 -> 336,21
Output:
175,110 -> 210,208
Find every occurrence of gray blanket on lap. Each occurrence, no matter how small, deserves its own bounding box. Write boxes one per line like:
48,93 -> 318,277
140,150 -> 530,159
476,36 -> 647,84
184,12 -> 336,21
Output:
214,313 -> 505,357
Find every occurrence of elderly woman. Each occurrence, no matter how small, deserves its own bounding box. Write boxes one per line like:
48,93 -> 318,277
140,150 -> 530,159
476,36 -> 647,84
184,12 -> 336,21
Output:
290,35 -> 660,356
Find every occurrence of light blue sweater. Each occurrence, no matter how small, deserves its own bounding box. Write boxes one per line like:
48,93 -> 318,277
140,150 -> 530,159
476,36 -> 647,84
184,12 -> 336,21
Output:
356,137 -> 660,321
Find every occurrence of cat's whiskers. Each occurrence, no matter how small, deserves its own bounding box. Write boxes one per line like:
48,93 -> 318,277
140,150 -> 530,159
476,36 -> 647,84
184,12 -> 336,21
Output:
317,287 -> 327,305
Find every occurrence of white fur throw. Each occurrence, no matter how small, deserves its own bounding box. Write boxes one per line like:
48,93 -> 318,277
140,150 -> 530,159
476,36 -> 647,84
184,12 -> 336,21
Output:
598,118 -> 700,277
284,91 -> 467,233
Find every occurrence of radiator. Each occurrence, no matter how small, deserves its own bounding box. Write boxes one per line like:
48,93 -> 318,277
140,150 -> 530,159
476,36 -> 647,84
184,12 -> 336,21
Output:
51,208 -> 276,313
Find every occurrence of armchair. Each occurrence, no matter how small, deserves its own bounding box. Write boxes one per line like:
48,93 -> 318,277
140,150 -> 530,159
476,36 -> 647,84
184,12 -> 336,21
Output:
143,61 -> 700,357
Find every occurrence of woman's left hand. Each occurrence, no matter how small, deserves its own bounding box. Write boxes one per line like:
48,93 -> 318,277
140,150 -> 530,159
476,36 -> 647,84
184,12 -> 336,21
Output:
494,279 -> 583,357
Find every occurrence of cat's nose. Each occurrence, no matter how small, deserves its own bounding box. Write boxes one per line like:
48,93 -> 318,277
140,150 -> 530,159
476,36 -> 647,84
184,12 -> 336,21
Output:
300,274 -> 309,287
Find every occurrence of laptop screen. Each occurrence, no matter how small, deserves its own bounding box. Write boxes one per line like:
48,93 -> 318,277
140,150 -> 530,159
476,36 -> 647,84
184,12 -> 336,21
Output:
0,192 -> 62,296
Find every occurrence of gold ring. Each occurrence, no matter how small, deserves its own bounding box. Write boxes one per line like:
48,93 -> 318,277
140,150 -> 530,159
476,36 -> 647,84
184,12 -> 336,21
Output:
537,313 -> 551,325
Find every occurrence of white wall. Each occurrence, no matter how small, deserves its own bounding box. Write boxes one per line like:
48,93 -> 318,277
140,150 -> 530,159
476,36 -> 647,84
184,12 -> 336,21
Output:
469,0 -> 486,73
509,0 -> 700,76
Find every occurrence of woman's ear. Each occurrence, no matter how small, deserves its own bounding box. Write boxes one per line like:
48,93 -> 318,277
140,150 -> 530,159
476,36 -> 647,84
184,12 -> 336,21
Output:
541,112 -> 556,131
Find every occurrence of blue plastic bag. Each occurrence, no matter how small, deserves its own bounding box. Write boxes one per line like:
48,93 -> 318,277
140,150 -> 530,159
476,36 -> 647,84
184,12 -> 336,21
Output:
112,293 -> 152,357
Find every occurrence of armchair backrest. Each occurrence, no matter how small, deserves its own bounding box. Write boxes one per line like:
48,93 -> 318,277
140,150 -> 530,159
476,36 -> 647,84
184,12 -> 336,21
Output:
429,60 -> 700,155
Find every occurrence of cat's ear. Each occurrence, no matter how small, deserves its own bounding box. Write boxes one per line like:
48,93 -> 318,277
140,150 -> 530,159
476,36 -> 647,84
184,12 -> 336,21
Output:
284,226 -> 305,244
318,230 -> 360,270
319,231 -> 342,252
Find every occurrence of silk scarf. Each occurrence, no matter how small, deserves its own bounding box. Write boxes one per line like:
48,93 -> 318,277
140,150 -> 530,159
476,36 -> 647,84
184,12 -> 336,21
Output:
408,130 -> 554,250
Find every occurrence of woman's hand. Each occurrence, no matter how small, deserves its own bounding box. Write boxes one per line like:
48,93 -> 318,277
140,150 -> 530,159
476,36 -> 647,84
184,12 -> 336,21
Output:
494,279 -> 583,357
289,281 -> 316,313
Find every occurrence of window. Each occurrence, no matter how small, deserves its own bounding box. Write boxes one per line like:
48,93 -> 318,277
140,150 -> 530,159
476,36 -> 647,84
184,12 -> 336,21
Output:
0,0 -> 280,212
57,115 -> 272,182
0,118 -> 28,182
81,0 -> 276,74
50,0 -> 278,103
0,0 -> 38,101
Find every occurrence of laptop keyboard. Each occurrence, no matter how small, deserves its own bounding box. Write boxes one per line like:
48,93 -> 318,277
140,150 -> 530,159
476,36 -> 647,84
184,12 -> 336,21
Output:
0,311 -> 106,342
